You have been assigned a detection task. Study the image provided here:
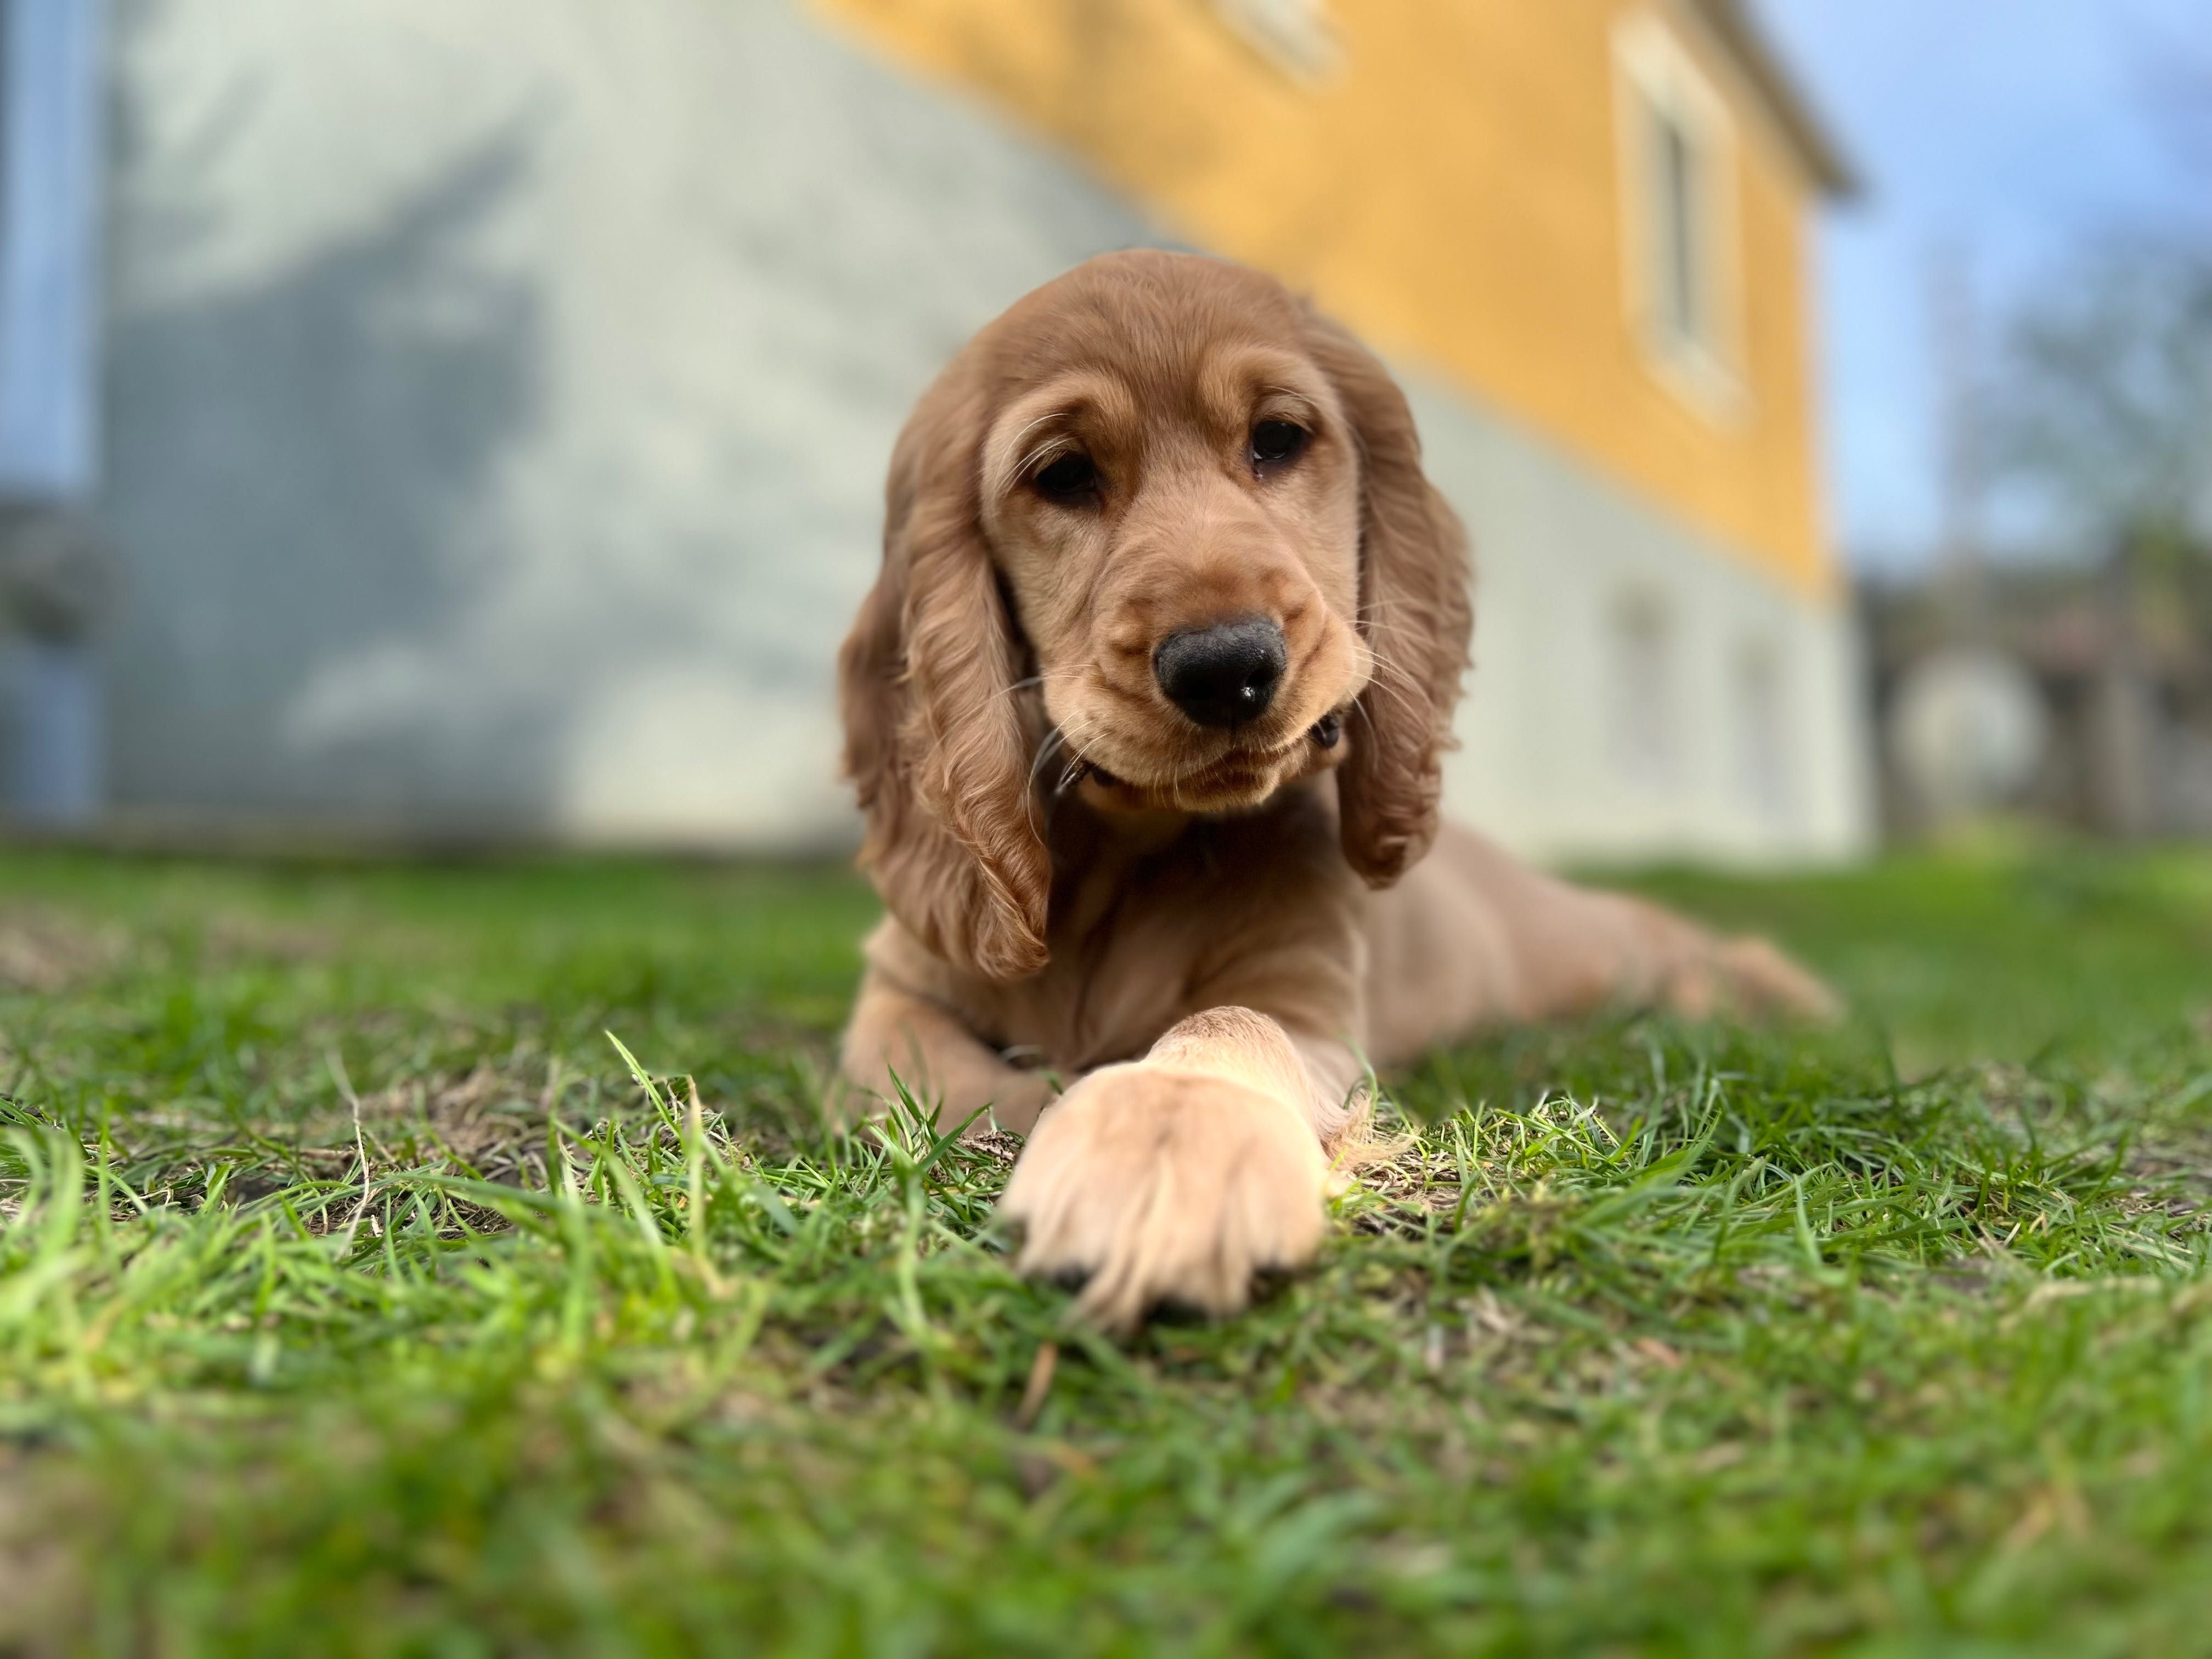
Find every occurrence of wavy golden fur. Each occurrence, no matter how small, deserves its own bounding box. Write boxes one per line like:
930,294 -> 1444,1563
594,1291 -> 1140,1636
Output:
838,251 -> 1833,1329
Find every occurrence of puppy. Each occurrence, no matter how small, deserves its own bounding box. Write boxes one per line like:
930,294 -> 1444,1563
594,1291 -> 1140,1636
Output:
837,251 -> 1833,1328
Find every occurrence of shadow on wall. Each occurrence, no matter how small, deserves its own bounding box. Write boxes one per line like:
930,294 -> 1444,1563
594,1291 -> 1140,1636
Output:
95,0 -> 1183,847
103,124 -> 551,831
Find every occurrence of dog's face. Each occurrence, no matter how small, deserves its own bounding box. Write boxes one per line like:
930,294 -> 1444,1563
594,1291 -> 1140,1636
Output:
842,251 -> 1472,980
977,312 -> 1368,815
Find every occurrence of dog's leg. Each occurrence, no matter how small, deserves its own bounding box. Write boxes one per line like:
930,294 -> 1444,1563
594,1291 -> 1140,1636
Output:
1584,890 -> 1841,1022
1487,876 -> 1839,1024
998,1006 -> 1359,1330
1390,825 -> 1839,1038
837,972 -> 1057,1136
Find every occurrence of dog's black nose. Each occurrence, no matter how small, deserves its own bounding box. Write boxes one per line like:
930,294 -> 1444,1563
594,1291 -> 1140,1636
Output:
1153,618 -> 1287,728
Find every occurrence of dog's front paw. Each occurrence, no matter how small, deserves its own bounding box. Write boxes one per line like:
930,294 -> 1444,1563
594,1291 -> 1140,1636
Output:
998,1062 -> 1330,1331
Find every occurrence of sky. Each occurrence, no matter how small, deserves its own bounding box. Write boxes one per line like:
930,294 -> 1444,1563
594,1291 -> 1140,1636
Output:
1752,0 -> 2210,572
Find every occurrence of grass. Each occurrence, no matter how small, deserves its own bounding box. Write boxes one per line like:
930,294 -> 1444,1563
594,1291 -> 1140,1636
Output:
2,844 -> 2210,1656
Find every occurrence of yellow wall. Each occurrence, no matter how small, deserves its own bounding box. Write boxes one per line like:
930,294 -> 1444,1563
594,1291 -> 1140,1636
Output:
811,0 -> 1837,600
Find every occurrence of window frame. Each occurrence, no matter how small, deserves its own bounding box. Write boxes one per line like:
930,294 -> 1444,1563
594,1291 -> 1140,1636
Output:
1606,588 -> 1680,793
1733,636 -> 1795,825
1612,9 -> 1747,422
1214,0 -> 1341,84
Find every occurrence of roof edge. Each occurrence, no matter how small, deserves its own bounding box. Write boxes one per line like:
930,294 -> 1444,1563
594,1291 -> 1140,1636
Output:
1684,0 -> 1861,200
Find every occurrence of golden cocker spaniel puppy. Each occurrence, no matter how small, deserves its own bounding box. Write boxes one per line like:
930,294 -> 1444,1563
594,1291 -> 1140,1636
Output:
837,250 -> 1832,1328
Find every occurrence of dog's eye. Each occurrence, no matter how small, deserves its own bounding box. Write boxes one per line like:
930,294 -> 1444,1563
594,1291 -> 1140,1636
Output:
1032,452 -> 1098,502
1251,420 -> 1308,469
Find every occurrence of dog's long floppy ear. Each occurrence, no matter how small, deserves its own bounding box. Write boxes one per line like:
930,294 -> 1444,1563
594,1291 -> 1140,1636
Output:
838,379 -> 1050,979
1303,312 -> 1475,887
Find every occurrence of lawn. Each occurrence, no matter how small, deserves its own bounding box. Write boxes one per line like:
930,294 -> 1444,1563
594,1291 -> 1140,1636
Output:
3,845 -> 2210,1655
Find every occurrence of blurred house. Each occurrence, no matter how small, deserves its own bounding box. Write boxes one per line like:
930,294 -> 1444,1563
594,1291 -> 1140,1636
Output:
0,0 -> 1873,862
1867,564 -> 2212,839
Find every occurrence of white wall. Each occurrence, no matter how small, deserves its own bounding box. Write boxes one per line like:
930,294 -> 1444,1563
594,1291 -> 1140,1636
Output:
1409,377 -> 1875,864
103,0 -> 1156,844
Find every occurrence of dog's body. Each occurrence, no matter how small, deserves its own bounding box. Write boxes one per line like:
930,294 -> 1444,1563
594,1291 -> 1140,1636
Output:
837,251 -> 1830,1327
849,807 -> 1812,1127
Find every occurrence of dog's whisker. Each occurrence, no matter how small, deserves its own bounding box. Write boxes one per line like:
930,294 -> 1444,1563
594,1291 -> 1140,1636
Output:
1023,724 -> 1070,840
1362,667 -> 1422,709
1357,646 -> 1431,710
1355,598 -> 1435,640
1026,724 -> 1066,788
1008,415 -> 1074,481
1051,713 -> 1108,797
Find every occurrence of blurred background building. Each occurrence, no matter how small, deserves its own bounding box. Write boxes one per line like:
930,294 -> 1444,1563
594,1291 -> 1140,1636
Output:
1865,228 -> 2212,842
1791,2 -> 2212,846
0,0 -> 1878,861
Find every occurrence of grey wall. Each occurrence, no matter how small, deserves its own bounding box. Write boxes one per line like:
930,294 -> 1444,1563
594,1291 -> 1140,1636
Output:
101,0 -> 1156,844
1410,375 -> 1872,864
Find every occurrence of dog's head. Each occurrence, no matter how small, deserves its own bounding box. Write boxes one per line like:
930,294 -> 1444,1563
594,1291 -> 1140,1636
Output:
840,251 -> 1472,979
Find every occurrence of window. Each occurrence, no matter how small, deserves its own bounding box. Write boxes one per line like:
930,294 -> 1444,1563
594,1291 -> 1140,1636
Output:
1614,13 -> 1741,414
1215,0 -> 1340,84
1608,592 -> 1677,791
1654,104 -> 1705,347
1735,640 -> 1792,825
